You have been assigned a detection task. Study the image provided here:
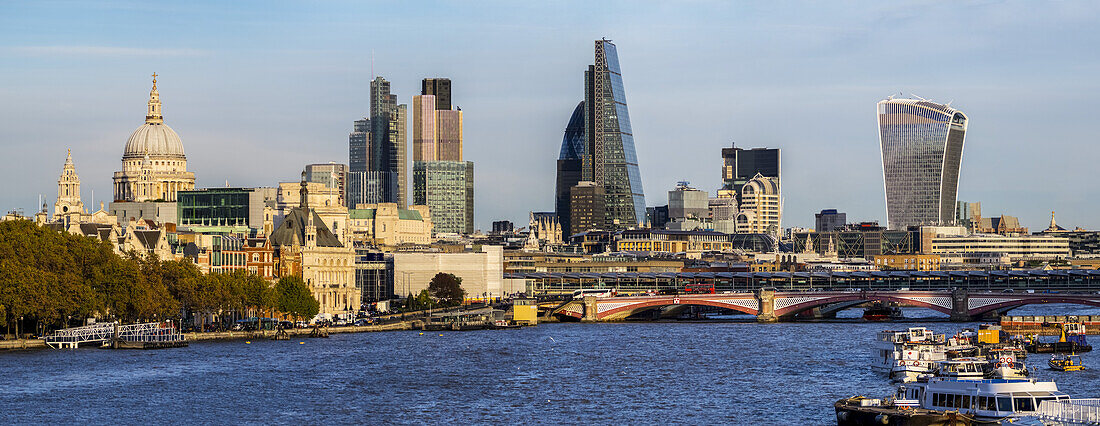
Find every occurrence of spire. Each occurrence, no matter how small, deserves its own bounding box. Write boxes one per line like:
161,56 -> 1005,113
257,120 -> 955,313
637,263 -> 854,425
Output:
1050,211 -> 1057,230
146,72 -> 163,124
65,148 -> 72,165
299,171 -> 309,209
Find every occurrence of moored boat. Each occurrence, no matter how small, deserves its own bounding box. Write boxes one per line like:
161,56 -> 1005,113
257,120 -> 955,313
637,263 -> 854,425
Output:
1048,353 -> 1084,372
834,395 -> 984,426
873,327 -> 947,382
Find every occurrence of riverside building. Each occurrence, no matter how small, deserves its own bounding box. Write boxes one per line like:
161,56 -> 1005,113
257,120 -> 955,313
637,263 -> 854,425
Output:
878,97 -> 967,229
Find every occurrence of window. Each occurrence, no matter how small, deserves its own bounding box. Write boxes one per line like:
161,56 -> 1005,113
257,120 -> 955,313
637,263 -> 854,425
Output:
1013,397 -> 1034,412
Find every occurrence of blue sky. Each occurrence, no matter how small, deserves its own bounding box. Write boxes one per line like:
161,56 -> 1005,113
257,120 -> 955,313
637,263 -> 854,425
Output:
2,1 -> 1099,231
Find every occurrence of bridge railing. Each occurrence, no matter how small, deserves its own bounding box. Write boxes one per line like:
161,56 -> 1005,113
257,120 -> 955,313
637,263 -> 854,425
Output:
525,271 -> 1100,295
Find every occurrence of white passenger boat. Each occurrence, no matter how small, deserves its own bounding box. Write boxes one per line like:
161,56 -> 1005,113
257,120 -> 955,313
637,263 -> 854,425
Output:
872,327 -> 947,382
931,358 -> 986,380
895,377 -> 1071,422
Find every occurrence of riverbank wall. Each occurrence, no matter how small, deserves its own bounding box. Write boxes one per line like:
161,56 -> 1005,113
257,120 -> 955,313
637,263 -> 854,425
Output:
0,339 -> 46,351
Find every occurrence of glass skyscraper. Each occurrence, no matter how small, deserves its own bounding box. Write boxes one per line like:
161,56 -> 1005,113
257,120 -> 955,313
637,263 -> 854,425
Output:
583,39 -> 645,230
878,97 -> 968,230
554,101 -> 585,237
349,77 -> 407,209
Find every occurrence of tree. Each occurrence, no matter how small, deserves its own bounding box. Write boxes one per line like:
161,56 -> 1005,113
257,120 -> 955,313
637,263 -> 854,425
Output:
275,276 -> 319,321
428,273 -> 465,307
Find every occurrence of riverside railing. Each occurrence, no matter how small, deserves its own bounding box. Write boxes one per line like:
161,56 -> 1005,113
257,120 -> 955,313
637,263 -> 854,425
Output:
1036,398 -> 1100,425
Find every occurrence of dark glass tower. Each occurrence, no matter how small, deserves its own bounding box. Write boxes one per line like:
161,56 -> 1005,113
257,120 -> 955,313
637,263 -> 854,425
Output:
555,101 -> 585,237
421,78 -> 451,111
720,144 -> 781,203
370,77 -> 407,207
583,39 -> 645,231
878,97 -> 967,230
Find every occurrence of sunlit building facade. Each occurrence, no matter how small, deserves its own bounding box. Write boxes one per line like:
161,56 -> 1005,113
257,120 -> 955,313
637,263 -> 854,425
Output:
584,39 -> 645,231
878,97 -> 967,230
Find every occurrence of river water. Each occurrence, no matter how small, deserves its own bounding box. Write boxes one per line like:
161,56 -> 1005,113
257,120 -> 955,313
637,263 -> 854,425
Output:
2,305 -> 1099,425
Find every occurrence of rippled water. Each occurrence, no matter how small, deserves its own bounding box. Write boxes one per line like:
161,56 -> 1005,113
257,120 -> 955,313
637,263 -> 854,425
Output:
2,305 -> 1099,424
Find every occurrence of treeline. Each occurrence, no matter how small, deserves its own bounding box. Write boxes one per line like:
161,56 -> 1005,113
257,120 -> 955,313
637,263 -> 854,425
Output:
0,220 -> 317,335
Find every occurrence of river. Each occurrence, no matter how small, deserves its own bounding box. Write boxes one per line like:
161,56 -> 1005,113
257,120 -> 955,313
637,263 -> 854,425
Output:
2,305 -> 1099,424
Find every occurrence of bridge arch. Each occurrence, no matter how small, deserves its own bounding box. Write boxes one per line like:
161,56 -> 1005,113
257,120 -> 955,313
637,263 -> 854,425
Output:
772,293 -> 955,318
967,297 -> 1100,317
598,298 -> 758,321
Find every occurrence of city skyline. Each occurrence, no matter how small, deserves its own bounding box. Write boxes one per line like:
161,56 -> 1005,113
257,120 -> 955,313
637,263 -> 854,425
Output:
2,2 -> 1100,231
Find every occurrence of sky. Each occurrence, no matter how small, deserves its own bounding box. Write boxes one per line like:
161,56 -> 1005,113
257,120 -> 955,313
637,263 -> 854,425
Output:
1,1 -> 1099,231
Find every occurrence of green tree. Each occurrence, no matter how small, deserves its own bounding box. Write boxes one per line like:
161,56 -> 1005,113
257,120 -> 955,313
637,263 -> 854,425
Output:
274,276 -> 319,321
428,273 -> 465,306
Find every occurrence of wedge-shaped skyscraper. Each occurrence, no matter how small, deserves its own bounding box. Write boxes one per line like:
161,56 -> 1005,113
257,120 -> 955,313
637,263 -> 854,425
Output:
878,97 -> 967,230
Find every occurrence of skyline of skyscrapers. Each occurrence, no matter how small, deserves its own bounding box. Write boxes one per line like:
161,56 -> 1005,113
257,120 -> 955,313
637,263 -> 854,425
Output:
555,39 -> 646,238
878,97 -> 968,230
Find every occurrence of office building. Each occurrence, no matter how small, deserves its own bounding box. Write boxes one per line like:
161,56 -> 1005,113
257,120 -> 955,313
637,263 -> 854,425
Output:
735,173 -> 782,236
413,78 -> 474,234
348,77 -> 407,208
347,203 -> 432,246
878,97 -> 968,229
176,187 -> 275,230
582,39 -> 646,230
555,101 -> 586,238
569,181 -> 605,237
720,143 -> 780,201
413,161 -> 473,235
668,182 -> 708,221
421,78 -> 451,111
815,209 -> 847,232
305,163 -> 348,207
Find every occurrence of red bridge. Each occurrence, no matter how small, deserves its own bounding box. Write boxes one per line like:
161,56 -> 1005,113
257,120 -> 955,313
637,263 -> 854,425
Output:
549,290 -> 1100,322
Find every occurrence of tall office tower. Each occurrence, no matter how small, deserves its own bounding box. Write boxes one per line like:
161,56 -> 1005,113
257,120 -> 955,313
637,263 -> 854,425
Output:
569,181 -> 604,237
347,118 -> 379,208
305,163 -> 348,207
370,77 -> 407,207
815,209 -> 847,232
582,39 -> 645,231
413,161 -> 473,234
878,97 -> 967,230
413,78 -> 473,234
421,78 -> 451,111
720,143 -> 780,202
554,101 -> 585,238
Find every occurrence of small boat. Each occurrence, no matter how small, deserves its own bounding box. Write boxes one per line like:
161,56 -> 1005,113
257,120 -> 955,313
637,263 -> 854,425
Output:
834,394 -> 981,426
931,358 -> 986,381
872,328 -> 948,383
1026,323 -> 1092,354
1048,353 -> 1084,372
863,301 -> 903,321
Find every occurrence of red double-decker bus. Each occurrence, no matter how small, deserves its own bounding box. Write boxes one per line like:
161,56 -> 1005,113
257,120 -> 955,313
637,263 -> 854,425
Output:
683,283 -> 715,294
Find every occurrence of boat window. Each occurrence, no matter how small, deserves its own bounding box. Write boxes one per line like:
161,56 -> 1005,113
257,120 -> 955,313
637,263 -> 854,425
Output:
932,393 -> 941,407
1013,397 -> 1035,412
962,395 -> 971,410
953,394 -> 962,409
997,397 -> 1012,412
1035,397 -> 1056,409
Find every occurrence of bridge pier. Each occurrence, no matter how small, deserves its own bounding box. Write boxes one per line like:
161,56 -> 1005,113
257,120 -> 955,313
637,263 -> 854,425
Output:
756,289 -> 777,323
582,296 -> 598,322
950,288 -> 972,322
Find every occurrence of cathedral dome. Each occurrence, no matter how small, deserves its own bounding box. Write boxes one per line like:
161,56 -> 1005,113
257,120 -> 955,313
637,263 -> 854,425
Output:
124,123 -> 185,159
123,73 -> 186,159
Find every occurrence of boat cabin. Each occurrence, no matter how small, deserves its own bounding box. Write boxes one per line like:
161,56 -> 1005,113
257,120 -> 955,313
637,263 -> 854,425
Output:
899,378 -> 1070,420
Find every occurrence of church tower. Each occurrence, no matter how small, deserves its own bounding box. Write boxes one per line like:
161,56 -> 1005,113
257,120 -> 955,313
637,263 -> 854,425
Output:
54,149 -> 85,219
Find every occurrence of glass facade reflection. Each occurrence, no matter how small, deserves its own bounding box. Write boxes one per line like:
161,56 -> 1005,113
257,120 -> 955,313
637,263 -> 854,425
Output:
583,39 -> 646,230
555,101 -> 585,236
878,98 -> 967,230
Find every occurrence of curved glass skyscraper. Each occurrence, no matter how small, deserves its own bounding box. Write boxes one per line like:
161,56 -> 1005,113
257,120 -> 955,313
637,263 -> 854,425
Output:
555,101 -> 585,236
878,97 -> 968,230
584,39 -> 646,230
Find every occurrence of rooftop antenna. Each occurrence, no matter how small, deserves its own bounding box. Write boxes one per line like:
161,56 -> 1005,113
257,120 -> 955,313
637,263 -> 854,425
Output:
911,93 -> 928,101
